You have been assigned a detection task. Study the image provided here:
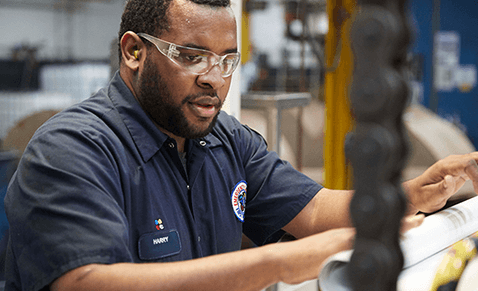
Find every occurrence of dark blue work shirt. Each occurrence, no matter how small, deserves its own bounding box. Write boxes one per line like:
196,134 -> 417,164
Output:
4,72 -> 322,291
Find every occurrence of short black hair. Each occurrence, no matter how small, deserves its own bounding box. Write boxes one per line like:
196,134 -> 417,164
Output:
118,0 -> 231,64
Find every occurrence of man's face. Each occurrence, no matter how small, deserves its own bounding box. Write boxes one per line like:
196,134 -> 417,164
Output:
138,55 -> 221,139
136,1 -> 237,139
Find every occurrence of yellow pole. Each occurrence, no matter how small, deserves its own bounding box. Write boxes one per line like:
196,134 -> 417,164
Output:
323,0 -> 356,190
241,0 -> 252,65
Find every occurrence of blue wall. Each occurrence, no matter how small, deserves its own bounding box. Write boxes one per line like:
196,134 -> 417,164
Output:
409,0 -> 478,147
0,151 -> 17,241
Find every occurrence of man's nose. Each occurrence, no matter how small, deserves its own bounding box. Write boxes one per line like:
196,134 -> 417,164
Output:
196,63 -> 226,90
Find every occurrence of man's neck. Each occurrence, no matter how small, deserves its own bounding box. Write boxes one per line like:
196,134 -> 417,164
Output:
172,136 -> 186,153
159,128 -> 186,152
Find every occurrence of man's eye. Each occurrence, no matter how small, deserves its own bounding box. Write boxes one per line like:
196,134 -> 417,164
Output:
182,54 -> 204,64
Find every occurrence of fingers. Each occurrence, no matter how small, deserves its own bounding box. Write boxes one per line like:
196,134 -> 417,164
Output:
444,153 -> 478,181
442,175 -> 456,195
463,158 -> 478,193
413,179 -> 450,213
442,174 -> 467,197
405,153 -> 478,215
417,174 -> 467,213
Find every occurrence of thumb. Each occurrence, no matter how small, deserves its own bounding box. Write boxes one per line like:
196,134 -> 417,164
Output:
442,175 -> 455,191
443,174 -> 468,195
442,175 -> 456,197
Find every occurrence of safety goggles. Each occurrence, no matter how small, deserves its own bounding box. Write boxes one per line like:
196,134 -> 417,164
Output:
137,32 -> 241,77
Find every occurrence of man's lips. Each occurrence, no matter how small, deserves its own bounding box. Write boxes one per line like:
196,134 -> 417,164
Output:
187,96 -> 221,118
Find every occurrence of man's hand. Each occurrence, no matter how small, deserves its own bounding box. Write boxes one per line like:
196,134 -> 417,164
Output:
401,213 -> 425,233
275,227 -> 356,286
404,153 -> 478,214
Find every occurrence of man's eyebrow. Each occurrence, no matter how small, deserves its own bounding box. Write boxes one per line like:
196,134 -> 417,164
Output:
182,43 -> 238,54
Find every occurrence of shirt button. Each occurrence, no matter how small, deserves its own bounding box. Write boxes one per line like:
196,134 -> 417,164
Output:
198,236 -> 201,242
199,141 -> 206,147
169,142 -> 175,149
187,185 -> 190,190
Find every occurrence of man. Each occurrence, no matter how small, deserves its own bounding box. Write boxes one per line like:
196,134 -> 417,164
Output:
4,0 -> 478,290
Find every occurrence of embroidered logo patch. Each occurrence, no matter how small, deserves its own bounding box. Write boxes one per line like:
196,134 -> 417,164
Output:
231,180 -> 247,222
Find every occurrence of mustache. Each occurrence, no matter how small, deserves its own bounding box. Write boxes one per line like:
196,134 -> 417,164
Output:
182,92 -> 221,107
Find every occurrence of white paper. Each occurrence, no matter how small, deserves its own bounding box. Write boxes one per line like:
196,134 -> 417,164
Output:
319,196 -> 478,291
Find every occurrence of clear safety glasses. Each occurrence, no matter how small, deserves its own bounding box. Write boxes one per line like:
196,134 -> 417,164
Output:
137,32 -> 241,78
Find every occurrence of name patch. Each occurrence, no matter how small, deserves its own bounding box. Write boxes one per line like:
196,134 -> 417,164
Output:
138,229 -> 181,260
153,236 -> 169,245
231,180 -> 247,222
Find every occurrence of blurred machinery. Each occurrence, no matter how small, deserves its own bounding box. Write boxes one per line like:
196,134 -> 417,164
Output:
243,0 -> 328,93
242,0 -> 331,173
0,43 -> 41,91
0,0 -> 115,11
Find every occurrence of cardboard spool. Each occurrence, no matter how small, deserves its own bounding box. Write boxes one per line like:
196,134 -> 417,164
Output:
1,109 -> 60,155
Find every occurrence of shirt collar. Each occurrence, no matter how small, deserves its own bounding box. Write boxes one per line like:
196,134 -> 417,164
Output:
108,71 -> 168,162
107,71 -> 222,162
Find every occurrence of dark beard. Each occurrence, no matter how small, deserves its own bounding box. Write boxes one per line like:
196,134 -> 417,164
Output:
137,57 -> 221,139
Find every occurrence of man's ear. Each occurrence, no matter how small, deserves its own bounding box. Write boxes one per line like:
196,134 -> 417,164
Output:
120,31 -> 143,71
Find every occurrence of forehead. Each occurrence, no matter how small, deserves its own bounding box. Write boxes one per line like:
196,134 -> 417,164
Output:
162,0 -> 237,51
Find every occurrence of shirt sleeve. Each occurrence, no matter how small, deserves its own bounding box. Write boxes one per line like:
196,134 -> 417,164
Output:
235,123 -> 323,246
4,116 -> 133,291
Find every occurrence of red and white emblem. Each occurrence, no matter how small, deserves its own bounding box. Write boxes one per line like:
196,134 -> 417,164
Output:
231,180 -> 247,222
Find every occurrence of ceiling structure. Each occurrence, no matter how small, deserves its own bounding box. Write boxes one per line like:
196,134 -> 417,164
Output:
0,0 -> 119,12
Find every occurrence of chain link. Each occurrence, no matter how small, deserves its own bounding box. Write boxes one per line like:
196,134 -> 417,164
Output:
345,0 -> 412,290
